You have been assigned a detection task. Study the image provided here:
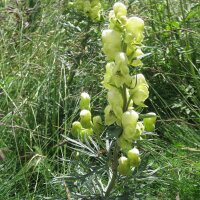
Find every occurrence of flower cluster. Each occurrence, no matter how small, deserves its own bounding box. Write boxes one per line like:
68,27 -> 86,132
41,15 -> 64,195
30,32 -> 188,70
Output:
70,1 -> 157,177
101,2 -> 157,175
69,0 -> 102,21
117,147 -> 140,176
71,92 -> 103,140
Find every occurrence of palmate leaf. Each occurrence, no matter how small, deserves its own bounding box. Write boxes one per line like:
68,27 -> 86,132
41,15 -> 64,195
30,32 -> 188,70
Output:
61,135 -> 100,157
55,135 -> 109,198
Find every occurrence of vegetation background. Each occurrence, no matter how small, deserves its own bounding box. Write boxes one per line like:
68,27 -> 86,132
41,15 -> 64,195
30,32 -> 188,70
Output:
0,0 -> 199,199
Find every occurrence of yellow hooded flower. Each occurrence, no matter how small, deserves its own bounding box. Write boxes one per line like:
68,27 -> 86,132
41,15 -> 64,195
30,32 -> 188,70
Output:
130,74 -> 149,106
125,17 -> 144,44
102,29 -> 121,60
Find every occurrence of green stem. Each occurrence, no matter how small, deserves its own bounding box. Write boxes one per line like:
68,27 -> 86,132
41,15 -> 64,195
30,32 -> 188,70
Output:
104,142 -> 119,198
104,83 -> 129,197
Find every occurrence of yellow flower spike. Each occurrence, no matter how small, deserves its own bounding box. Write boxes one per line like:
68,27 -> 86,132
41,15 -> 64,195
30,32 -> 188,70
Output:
80,92 -> 91,110
71,0 -> 102,21
143,112 -> 157,132
80,109 -> 93,129
117,156 -> 131,176
113,2 -> 127,18
127,147 -> 141,167
71,121 -> 82,137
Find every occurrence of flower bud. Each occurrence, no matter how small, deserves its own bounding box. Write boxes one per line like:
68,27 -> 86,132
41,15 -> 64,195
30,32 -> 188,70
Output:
143,112 -> 157,132
117,156 -> 130,176
71,121 -> 82,137
126,17 -> 144,33
127,148 -> 141,167
102,29 -> 121,44
125,17 -> 144,44
122,110 -> 139,128
80,110 -> 93,128
102,29 -> 121,60
80,92 -> 90,110
80,128 -> 93,140
133,121 -> 144,140
93,115 -> 103,134
113,2 -> 127,18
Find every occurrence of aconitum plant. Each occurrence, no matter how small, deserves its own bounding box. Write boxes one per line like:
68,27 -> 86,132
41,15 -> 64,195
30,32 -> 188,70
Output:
70,1 -> 157,197
69,0 -> 102,21
102,2 -> 157,177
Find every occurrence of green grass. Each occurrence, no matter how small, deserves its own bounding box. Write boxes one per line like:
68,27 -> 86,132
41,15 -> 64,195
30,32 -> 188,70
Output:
146,123 -> 200,199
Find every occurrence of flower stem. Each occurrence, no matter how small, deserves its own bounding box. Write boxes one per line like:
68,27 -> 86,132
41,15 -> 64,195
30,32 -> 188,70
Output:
104,142 -> 119,198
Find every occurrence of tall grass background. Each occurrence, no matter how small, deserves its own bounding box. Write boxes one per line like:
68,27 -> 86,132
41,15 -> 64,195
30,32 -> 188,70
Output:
0,0 -> 199,199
